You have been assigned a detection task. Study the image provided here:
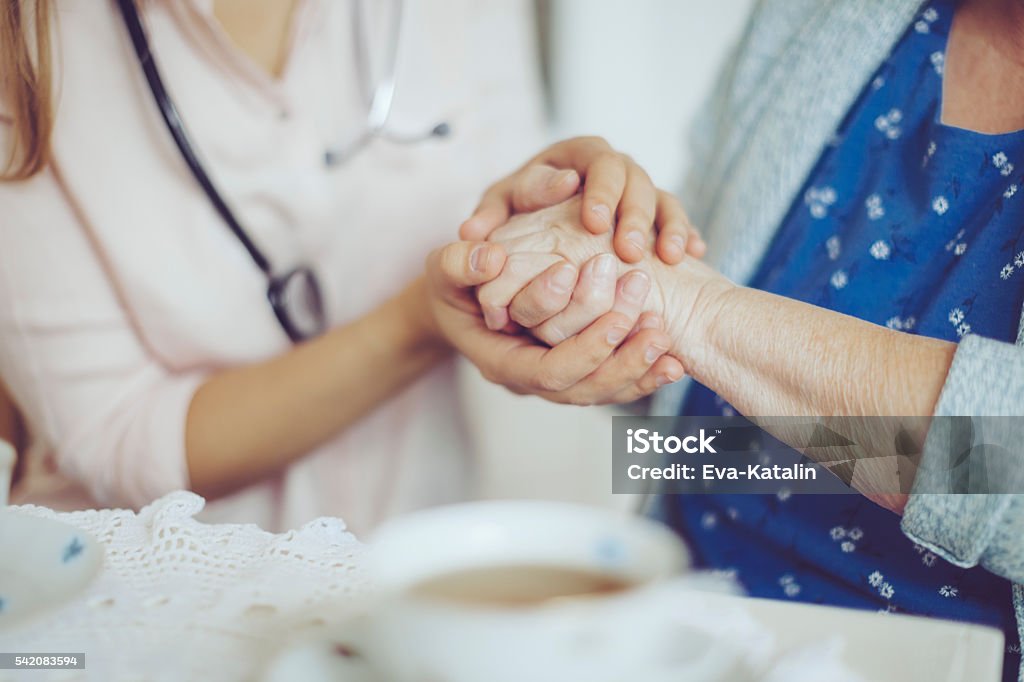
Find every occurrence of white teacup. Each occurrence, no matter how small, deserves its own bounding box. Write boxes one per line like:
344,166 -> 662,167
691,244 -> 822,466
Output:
0,467 -> 104,630
268,500 -> 745,682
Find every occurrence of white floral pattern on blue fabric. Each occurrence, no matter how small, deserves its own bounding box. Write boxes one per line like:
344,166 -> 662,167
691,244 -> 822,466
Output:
865,194 -> 886,220
779,574 -> 801,598
805,186 -> 838,218
869,239 -> 892,260
874,108 -> 903,139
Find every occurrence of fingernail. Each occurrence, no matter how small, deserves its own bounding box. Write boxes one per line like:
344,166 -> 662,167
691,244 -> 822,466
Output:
622,271 -> 650,303
655,374 -> 674,388
549,264 -> 577,294
594,253 -> 616,280
548,169 -> 577,189
606,325 -> 630,346
627,230 -> 645,251
640,314 -> 663,331
470,245 -> 491,272
592,203 -> 613,227
645,343 -> 668,364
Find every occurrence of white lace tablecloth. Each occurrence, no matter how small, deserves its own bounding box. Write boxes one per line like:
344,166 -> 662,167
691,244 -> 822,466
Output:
0,492 -> 371,681
0,493 -> 889,682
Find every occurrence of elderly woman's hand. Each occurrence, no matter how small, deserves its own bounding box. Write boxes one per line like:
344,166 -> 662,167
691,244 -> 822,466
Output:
477,195 -> 728,350
460,137 -> 705,266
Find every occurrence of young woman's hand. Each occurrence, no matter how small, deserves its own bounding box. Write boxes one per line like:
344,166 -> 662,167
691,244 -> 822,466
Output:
459,137 -> 705,265
419,242 -> 685,405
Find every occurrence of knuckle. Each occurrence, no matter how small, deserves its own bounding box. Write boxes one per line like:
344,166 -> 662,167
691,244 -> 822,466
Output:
574,135 -> 611,151
659,189 -> 684,209
535,368 -> 572,393
632,163 -> 652,181
595,150 -> 624,169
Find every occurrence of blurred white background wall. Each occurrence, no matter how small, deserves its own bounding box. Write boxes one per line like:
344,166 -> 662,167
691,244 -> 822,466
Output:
463,0 -> 754,507
548,0 -> 754,189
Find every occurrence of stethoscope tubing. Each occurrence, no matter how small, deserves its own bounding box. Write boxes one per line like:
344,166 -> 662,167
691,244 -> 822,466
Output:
115,0 -> 274,276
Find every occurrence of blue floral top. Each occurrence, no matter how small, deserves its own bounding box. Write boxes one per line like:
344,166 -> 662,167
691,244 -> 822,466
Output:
668,2 -> 1024,679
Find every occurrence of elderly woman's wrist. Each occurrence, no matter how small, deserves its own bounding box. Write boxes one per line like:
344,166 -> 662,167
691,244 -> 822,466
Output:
650,259 -> 737,374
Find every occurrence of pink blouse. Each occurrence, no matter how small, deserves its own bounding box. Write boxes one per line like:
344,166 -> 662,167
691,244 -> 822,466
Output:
0,0 -> 544,533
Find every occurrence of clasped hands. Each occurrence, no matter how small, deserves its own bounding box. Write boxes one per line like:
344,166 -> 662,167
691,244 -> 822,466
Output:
422,137 -> 733,406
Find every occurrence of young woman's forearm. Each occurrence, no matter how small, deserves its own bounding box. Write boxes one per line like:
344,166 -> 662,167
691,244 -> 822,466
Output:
673,283 -> 956,419
185,277 -> 448,499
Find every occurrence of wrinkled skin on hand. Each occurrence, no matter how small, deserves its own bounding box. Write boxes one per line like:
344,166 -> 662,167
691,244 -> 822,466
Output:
479,196 -> 681,347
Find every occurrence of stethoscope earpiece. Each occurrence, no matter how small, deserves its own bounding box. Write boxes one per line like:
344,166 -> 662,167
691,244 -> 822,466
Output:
319,0 -> 453,170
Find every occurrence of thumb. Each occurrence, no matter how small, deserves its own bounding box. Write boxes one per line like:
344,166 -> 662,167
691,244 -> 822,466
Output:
430,241 -> 507,289
511,165 -> 580,213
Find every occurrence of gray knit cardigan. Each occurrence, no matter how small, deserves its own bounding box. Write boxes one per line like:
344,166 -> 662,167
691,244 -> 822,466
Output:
649,0 -> 1024,670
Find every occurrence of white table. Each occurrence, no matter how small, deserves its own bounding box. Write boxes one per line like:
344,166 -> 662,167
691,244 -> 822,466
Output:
738,595 -> 1004,682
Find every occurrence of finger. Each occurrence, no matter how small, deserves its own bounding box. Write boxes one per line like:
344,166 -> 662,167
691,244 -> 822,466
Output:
459,181 -> 514,241
532,253 -> 619,345
431,242 -> 507,289
507,310 -> 636,393
608,270 -> 651,322
613,164 -> 657,264
626,310 -> 664,341
535,136 -> 614,168
511,165 -> 581,213
653,190 -> 691,265
507,261 -> 579,329
476,252 -> 565,330
533,265 -> 650,346
610,354 -> 687,404
579,152 -> 628,235
688,226 -> 708,258
563,327 -> 676,404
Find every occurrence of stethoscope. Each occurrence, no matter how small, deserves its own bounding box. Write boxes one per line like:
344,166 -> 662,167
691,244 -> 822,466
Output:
115,0 -> 451,343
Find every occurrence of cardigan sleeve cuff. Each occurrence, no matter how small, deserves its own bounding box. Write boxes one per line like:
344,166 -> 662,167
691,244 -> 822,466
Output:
901,334 -> 1024,580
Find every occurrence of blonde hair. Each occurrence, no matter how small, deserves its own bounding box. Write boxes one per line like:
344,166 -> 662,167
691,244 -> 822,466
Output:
1,0 -> 54,180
